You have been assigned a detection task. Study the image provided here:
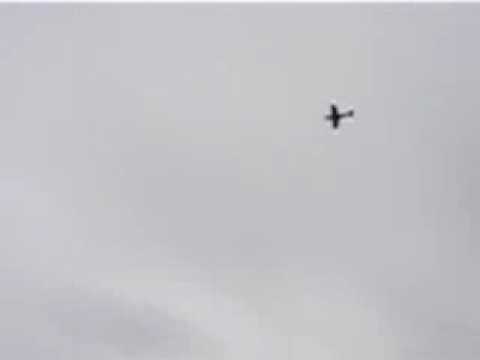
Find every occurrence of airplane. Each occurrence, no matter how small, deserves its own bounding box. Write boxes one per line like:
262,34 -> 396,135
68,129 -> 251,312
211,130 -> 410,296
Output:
325,102 -> 354,129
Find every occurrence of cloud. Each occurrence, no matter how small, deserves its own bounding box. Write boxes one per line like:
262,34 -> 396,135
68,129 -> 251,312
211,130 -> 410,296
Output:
0,273 -> 220,360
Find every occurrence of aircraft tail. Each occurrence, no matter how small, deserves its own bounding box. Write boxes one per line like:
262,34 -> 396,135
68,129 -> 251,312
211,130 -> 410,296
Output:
347,109 -> 354,117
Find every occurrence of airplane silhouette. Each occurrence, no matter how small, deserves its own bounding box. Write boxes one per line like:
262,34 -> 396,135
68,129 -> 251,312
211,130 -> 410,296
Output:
325,102 -> 354,129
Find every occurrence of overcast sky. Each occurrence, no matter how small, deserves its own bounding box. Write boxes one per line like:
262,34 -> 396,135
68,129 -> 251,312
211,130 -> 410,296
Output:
1,4 -> 480,360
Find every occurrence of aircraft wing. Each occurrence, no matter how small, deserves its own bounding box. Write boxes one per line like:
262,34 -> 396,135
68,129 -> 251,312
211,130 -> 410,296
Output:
330,104 -> 338,117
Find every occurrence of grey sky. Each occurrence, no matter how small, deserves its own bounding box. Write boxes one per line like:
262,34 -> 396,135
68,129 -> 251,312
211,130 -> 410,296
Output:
1,4 -> 479,360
